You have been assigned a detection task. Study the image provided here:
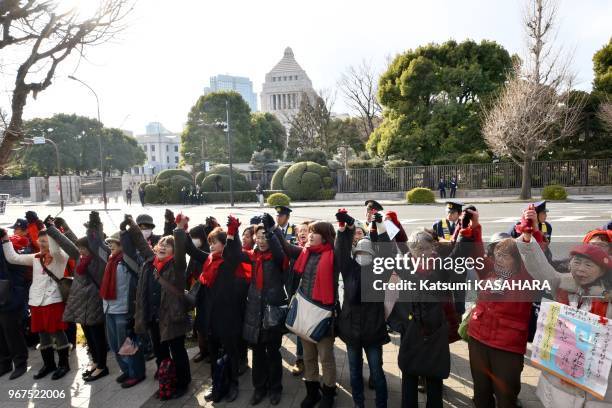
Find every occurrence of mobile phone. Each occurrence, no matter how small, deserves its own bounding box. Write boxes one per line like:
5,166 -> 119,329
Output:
462,205 -> 477,228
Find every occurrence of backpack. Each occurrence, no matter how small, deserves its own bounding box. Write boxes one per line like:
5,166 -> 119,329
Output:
157,358 -> 177,400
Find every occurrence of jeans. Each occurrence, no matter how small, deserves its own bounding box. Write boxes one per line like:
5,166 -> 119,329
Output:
347,344 -> 387,408
106,313 -> 145,379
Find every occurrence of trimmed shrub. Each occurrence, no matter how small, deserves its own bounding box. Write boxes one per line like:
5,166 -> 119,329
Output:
322,176 -> 333,189
317,189 -> 336,200
201,174 -> 249,192
144,184 -> 162,204
456,152 -> 491,164
154,169 -> 192,183
158,176 -> 193,203
542,184 -> 567,200
384,159 -> 411,168
138,181 -> 149,192
347,158 -> 384,169
282,161 -> 324,200
406,187 -> 436,204
271,164 -> 291,190
295,149 -> 327,166
195,171 -> 206,186
267,192 -> 291,207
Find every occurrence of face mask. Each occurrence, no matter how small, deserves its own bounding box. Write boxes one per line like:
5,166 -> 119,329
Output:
192,238 -> 202,248
142,229 -> 152,239
355,253 -> 373,266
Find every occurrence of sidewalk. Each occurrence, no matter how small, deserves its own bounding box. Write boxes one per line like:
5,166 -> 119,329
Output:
0,334 -> 544,408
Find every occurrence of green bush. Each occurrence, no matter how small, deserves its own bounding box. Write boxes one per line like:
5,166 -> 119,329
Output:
384,159 -> 411,168
317,189 -> 336,200
347,158 -> 384,169
157,176 -> 193,203
154,169 -> 192,183
144,184 -> 162,204
456,152 -> 491,164
267,192 -> 291,207
271,164 -> 291,190
203,191 -> 257,203
195,171 -> 206,186
282,161 -> 329,200
322,176 -> 333,188
138,181 -> 149,192
542,184 -> 567,200
201,174 -> 250,192
406,188 -> 436,204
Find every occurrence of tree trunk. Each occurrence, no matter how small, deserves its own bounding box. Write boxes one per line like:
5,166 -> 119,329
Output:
520,157 -> 532,199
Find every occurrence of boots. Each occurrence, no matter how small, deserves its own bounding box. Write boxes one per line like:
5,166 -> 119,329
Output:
300,381 -> 321,408
51,347 -> 70,380
319,384 -> 336,408
33,348 -> 57,379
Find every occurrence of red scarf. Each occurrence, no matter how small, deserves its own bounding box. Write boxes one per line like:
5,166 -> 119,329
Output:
100,252 -> 123,300
556,289 -> 609,318
293,243 -> 335,305
153,255 -> 174,273
200,252 -> 224,287
9,235 -> 29,251
253,250 -> 273,290
76,255 -> 93,276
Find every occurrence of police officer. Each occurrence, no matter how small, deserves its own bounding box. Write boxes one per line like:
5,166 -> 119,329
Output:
364,199 -> 384,228
509,201 -> 552,242
275,206 -> 296,244
432,200 -> 462,241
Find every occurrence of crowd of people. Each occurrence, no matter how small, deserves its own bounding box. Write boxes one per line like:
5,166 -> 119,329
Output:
0,201 -> 610,408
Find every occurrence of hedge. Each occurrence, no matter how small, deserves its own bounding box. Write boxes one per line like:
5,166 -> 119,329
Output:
195,171 -> 206,186
154,169 -> 192,183
406,187 -> 436,204
201,174 -> 250,192
267,192 -> 291,207
271,164 -> 290,190
157,176 -> 193,203
542,184 -> 567,200
282,161 -> 332,200
144,184 -> 162,204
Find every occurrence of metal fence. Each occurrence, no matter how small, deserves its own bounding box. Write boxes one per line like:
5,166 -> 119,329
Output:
0,179 -> 30,198
337,159 -> 612,193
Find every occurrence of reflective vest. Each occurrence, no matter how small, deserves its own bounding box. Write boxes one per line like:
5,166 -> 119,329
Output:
441,219 -> 451,241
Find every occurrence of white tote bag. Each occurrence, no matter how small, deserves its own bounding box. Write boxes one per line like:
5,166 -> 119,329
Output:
285,289 -> 333,343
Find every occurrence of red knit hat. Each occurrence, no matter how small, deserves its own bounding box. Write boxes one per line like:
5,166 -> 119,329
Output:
582,229 -> 612,244
570,244 -> 611,271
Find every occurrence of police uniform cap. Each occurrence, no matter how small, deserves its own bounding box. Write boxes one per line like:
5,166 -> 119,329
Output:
275,206 -> 292,215
534,200 -> 548,213
445,200 -> 463,213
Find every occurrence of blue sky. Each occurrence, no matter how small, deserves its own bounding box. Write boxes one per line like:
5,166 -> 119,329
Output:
4,0 -> 610,135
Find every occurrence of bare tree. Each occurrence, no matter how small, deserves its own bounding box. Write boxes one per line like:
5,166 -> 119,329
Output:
338,60 -> 382,138
482,0 -> 584,199
598,101 -> 612,131
0,0 -> 132,172
286,89 -> 336,155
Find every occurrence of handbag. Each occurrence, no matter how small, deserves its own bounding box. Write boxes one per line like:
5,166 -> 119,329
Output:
0,279 -> 11,307
184,281 -> 201,308
263,304 -> 288,329
40,259 -> 73,303
285,288 -> 333,343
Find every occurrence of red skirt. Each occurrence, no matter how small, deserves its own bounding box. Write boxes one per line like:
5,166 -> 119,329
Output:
30,303 -> 68,333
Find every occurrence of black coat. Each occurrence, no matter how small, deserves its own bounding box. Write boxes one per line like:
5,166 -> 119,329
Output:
185,231 -> 246,340
335,228 -> 390,348
243,231 -> 288,344
0,245 -> 26,312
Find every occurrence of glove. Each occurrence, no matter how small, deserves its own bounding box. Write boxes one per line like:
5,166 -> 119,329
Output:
165,209 -> 175,222
175,214 -> 189,230
262,213 -> 275,231
119,219 -> 129,231
250,215 -> 262,225
227,215 -> 241,236
335,209 -> 354,227
89,211 -> 102,229
43,215 -> 55,229
373,212 -> 383,224
0,228 -> 7,240
205,217 -> 219,229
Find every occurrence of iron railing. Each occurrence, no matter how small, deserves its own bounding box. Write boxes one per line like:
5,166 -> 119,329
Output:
337,159 -> 612,193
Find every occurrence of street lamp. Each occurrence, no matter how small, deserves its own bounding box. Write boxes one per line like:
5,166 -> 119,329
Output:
68,75 -> 108,210
22,130 -> 64,211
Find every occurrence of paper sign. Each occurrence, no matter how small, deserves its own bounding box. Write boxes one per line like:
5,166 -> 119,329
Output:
384,220 -> 400,240
530,301 -> 611,400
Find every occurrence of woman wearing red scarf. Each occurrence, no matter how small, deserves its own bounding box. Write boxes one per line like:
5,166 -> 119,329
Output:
126,217 -> 191,399
273,219 -> 339,408
45,214 -> 108,382
242,222 -> 288,406
1,225 -> 70,380
518,208 -> 612,408
182,215 -> 248,403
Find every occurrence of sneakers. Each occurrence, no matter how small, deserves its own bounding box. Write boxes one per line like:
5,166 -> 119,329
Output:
121,377 -> 145,388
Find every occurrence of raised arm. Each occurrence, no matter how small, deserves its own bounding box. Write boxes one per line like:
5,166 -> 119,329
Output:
1,234 -> 34,266
46,225 -> 80,260
47,233 -> 69,266
184,232 -> 209,264
515,237 -> 561,295
125,218 -> 155,261
173,228 -> 188,277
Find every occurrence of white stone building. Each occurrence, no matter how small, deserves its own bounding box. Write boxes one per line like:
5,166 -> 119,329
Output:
130,122 -> 181,176
260,47 -> 317,128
